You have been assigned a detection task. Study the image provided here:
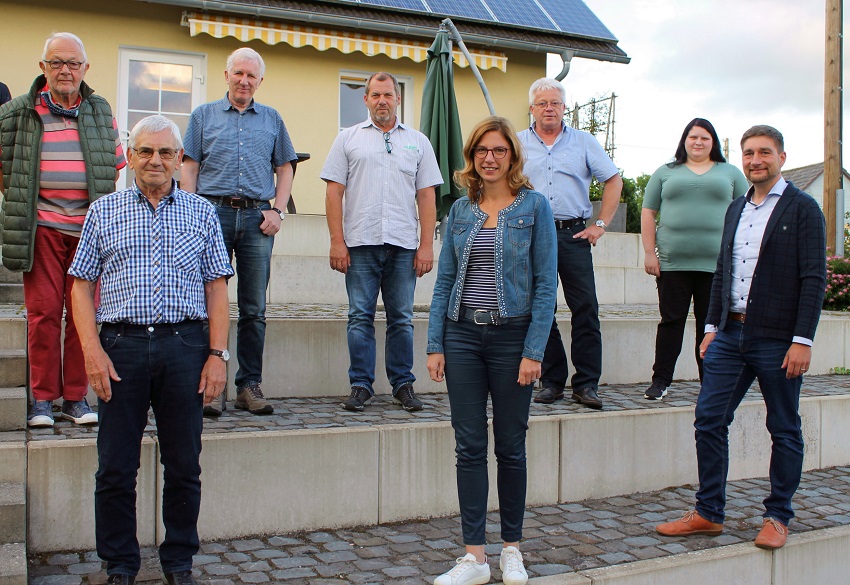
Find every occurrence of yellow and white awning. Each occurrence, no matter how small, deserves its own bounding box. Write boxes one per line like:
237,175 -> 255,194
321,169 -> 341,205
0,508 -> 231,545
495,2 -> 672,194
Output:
182,12 -> 507,72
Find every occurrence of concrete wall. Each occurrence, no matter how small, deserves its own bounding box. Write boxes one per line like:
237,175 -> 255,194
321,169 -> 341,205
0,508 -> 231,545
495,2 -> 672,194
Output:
26,393 -> 850,552
528,525 -> 850,584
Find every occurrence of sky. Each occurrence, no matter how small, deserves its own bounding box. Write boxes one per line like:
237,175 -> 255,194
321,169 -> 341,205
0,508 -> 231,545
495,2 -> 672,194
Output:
546,0 -> 841,179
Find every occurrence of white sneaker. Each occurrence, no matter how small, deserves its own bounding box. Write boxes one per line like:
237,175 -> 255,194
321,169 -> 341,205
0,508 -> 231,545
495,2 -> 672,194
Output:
499,547 -> 527,585
434,553 -> 491,585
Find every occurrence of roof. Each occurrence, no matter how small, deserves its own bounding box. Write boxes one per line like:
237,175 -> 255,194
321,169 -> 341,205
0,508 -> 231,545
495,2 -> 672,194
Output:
136,0 -> 630,63
784,162 -> 850,192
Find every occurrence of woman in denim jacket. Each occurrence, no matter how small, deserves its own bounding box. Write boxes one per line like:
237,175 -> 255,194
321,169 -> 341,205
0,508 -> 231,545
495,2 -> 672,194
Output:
427,117 -> 557,585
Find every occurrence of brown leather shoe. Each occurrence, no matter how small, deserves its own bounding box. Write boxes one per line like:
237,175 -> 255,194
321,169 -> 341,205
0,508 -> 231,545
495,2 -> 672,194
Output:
656,510 -> 723,537
571,387 -> 602,409
754,517 -> 788,549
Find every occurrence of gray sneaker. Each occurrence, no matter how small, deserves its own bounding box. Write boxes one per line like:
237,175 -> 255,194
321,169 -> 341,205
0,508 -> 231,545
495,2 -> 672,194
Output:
235,383 -> 273,415
342,387 -> 371,412
203,391 -> 227,417
61,398 -> 98,425
28,399 -> 54,427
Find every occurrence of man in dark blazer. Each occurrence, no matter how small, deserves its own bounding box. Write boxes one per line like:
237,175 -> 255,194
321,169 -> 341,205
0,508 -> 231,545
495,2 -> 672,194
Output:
656,125 -> 826,550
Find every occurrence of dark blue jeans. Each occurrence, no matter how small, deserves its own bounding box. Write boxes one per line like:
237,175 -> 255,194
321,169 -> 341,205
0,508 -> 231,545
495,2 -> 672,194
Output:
95,321 -> 206,577
213,204 -> 274,388
694,319 -> 803,526
345,244 -> 416,396
444,316 -> 533,545
541,223 -> 601,390
652,271 -> 713,386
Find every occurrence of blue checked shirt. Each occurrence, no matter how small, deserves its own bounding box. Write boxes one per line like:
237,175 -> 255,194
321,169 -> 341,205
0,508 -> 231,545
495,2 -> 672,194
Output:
68,182 -> 234,324
182,94 -> 297,199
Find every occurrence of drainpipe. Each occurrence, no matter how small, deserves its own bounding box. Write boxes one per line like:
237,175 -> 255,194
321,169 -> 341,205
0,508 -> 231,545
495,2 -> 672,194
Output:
554,50 -> 575,81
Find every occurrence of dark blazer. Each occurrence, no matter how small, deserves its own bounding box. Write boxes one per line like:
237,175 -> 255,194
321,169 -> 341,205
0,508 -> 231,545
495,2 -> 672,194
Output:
706,181 -> 826,342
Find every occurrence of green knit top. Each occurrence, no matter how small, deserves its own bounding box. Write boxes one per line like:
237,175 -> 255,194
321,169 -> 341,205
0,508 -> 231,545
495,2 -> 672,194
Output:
643,162 -> 748,272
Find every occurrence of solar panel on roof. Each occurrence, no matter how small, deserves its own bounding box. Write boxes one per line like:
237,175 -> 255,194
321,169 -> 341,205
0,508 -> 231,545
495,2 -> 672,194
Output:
324,0 -> 617,42
358,0 -> 428,10
536,0 -> 617,41
427,0 -> 493,21
484,0 -> 555,31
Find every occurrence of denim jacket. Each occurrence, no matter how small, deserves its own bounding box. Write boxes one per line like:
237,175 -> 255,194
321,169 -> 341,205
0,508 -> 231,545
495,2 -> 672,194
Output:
427,189 -> 557,361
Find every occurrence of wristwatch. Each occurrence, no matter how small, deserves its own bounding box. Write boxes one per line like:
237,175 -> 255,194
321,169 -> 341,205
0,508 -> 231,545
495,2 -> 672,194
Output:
209,349 -> 230,362
272,207 -> 285,220
595,219 -> 607,230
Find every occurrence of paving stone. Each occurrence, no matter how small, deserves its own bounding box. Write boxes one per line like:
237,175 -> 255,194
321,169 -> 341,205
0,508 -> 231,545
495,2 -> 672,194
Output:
47,553 -> 81,565
270,567 -> 316,579
239,572 -> 270,583
232,539 -> 265,552
66,562 -> 102,574
381,565 -> 421,578
224,552 -> 251,563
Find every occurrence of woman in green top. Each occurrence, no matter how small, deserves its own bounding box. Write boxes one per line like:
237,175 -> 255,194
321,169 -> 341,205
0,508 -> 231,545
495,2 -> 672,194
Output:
641,118 -> 748,400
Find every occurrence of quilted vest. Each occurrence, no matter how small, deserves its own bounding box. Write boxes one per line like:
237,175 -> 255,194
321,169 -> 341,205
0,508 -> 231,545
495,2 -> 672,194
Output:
0,75 -> 118,271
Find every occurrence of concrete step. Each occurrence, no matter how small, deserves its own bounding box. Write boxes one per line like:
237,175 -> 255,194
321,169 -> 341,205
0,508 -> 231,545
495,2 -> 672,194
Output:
0,437 -> 25,483
0,350 -> 25,389
0,285 -> 23,305
0,315 -> 25,351
0,483 -> 24,544
216,307 -> 850,398
0,542 -> 26,585
0,266 -> 22,285
24,377 -> 850,552
0,389 -> 26,432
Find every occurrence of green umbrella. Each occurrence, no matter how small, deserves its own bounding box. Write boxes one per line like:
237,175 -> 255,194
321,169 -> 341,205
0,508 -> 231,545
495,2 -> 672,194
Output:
421,28 -> 465,222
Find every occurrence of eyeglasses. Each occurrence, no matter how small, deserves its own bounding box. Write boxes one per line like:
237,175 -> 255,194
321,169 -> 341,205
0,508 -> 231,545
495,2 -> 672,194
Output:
42,59 -> 85,71
532,100 -> 564,109
473,147 -> 510,159
383,132 -> 393,154
132,147 -> 178,160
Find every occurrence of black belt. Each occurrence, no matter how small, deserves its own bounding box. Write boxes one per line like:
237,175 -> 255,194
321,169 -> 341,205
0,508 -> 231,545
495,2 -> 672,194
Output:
459,306 -> 530,326
101,320 -> 203,336
201,195 -> 265,209
555,218 -> 586,229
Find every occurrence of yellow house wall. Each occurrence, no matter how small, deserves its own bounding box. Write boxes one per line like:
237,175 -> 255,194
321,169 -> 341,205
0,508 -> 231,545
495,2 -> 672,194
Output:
1,0 -> 545,214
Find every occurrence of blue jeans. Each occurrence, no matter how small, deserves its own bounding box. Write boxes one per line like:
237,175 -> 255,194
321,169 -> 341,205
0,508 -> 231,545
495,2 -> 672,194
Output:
444,316 -> 533,545
542,223 -> 601,390
213,205 -> 274,388
694,319 -> 803,526
95,321 -> 206,577
345,244 -> 417,396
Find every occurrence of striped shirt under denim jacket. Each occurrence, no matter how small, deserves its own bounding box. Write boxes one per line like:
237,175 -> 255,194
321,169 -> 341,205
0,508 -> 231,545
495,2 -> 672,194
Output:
68,181 -> 233,324
427,189 -> 557,361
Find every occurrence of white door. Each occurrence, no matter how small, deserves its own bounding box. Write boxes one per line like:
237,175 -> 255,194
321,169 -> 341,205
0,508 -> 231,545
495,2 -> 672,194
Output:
117,49 -> 206,188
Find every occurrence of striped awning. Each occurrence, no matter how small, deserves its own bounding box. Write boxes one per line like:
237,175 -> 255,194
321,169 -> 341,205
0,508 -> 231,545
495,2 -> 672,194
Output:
182,12 -> 507,72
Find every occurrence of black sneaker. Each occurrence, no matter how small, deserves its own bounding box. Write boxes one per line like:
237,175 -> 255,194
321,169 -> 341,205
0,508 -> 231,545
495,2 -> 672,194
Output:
394,383 -> 424,412
644,380 -> 668,401
342,387 -> 372,412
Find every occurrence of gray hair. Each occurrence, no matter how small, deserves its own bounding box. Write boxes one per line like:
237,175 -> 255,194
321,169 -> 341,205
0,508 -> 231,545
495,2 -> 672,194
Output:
741,125 -> 784,152
128,115 -> 183,150
365,72 -> 401,97
226,47 -> 265,78
42,32 -> 88,63
528,77 -> 566,106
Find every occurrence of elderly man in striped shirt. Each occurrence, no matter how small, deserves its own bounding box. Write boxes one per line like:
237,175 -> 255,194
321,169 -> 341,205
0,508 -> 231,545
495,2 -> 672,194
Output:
71,115 -> 233,585
322,71 -> 442,412
0,32 -> 126,428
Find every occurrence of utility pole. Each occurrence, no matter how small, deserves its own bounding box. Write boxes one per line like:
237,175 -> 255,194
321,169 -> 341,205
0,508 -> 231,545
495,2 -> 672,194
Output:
722,138 -> 730,162
824,0 -> 843,252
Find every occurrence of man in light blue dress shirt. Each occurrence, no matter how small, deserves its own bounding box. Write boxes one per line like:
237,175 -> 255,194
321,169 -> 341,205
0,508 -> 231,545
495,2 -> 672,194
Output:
518,78 -> 623,410
182,47 -> 297,417
322,72 -> 442,413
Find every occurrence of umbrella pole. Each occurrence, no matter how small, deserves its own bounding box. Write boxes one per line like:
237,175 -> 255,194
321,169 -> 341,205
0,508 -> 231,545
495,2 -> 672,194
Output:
442,18 -> 496,116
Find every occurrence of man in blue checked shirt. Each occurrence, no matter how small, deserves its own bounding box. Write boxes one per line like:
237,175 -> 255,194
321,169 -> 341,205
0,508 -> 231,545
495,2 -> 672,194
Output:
70,115 -> 233,585
182,47 -> 297,417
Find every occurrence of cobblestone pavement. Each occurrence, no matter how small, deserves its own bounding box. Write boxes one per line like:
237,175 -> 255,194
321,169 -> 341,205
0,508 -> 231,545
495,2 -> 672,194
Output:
28,466 -> 850,584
